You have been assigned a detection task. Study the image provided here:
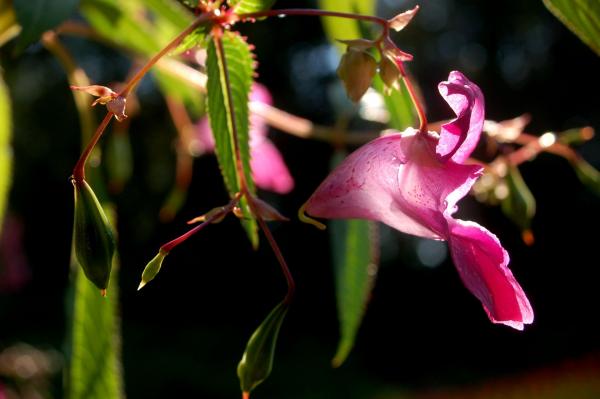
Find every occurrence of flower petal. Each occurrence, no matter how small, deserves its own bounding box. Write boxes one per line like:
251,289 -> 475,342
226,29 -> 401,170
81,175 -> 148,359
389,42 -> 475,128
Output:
251,138 -> 294,194
447,219 -> 534,330
305,129 -> 473,239
437,71 -> 485,163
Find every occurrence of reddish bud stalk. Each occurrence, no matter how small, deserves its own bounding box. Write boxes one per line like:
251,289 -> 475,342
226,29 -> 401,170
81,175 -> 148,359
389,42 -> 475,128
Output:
397,62 -> 428,133
72,111 -> 113,182
160,195 -> 240,253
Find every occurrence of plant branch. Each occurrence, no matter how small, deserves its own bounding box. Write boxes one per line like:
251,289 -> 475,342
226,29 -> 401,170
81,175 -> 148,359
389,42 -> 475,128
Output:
72,112 -> 113,182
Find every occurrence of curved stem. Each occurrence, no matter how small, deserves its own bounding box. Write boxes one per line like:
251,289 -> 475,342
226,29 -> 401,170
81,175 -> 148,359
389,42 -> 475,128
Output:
397,63 -> 427,132
72,112 -> 113,182
118,12 -> 211,98
160,194 -> 240,253
253,210 -> 295,304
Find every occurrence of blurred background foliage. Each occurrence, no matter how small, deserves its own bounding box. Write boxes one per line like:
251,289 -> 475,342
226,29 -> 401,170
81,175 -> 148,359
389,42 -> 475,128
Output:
0,0 -> 600,398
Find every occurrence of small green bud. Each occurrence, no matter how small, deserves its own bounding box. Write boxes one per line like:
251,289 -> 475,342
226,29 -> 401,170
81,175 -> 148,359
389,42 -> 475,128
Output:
571,157 -> 600,197
72,178 -> 115,294
137,249 -> 169,290
501,165 -> 536,244
237,301 -> 289,395
337,48 -> 377,102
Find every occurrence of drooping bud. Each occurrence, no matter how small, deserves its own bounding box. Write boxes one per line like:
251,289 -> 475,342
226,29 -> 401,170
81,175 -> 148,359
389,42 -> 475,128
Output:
571,157 -> 600,197
337,46 -> 377,102
237,301 -> 289,395
250,197 -> 289,222
137,249 -> 169,290
72,178 -> 115,294
107,96 -> 127,122
187,206 -> 228,224
70,85 -> 117,105
378,56 -> 401,95
501,165 -> 536,245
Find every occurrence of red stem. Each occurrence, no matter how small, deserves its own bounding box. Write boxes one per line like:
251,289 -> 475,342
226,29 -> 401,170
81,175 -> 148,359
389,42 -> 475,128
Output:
160,195 -> 240,253
72,111 -> 113,182
118,13 -> 211,98
397,62 -> 427,132
254,214 -> 295,304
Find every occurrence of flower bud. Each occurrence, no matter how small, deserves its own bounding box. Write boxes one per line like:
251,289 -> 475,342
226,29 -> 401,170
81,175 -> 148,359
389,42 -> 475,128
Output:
500,165 -> 536,245
337,48 -> 377,102
379,56 -> 401,95
237,301 -> 289,395
72,179 -> 115,294
250,197 -> 289,222
137,249 -> 169,290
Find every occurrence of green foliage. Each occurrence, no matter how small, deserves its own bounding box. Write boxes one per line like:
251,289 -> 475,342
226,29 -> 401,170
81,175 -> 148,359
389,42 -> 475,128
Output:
318,0 -> 374,52
328,151 -> 379,367
572,157 -> 600,196
105,132 -> 133,191
501,165 -> 536,234
13,0 -> 79,51
206,31 -> 258,247
543,0 -> 600,56
237,301 -> 289,394
0,73 -> 11,229
231,0 -> 277,15
72,180 -> 115,292
67,244 -> 123,399
373,75 -> 415,130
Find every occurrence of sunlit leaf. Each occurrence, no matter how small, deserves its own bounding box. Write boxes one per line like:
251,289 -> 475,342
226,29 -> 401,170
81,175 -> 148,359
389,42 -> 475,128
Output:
543,0 -> 600,56
329,151 -> 379,367
13,0 -> 79,51
501,165 -> 536,244
318,0 -> 375,52
373,74 -> 415,130
67,208 -> 123,399
0,73 -> 12,229
237,301 -> 288,395
231,0 -> 277,15
206,31 -> 258,247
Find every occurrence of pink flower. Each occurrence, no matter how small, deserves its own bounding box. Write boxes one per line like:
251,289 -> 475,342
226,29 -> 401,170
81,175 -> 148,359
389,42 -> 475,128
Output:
197,83 -> 294,194
304,71 -> 533,330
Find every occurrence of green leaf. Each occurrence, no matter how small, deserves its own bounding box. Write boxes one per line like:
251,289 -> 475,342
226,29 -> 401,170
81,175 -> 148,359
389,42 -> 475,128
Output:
373,74 -> 415,130
67,207 -> 123,399
543,0 -> 600,56
13,0 -> 79,51
206,31 -> 258,247
318,0 -> 375,52
501,165 -> 536,244
571,157 -> 600,197
0,73 -> 12,229
231,0 -> 277,15
329,151 -> 379,367
237,301 -> 289,394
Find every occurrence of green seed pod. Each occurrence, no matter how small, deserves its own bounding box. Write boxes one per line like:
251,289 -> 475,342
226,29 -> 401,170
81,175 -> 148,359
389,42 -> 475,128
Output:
501,165 -> 536,244
137,249 -> 168,290
571,158 -> 600,197
72,178 -> 115,294
237,301 -> 289,395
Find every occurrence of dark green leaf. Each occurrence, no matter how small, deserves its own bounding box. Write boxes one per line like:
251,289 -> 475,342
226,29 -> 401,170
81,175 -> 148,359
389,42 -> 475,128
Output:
231,0 -> 277,15
329,151 -> 379,367
72,179 -> 115,292
237,301 -> 288,394
572,157 -> 600,196
206,31 -> 258,247
105,131 -> 133,192
543,0 -> 600,56
67,208 -> 123,399
0,73 -> 11,229
13,0 -> 79,51
501,165 -> 536,237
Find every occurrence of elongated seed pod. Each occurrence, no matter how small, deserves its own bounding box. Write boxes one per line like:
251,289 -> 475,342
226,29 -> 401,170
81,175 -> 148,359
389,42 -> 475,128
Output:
72,178 -> 115,294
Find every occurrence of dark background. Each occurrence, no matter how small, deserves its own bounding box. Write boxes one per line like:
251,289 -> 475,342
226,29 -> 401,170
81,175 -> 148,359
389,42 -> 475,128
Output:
1,0 -> 600,398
